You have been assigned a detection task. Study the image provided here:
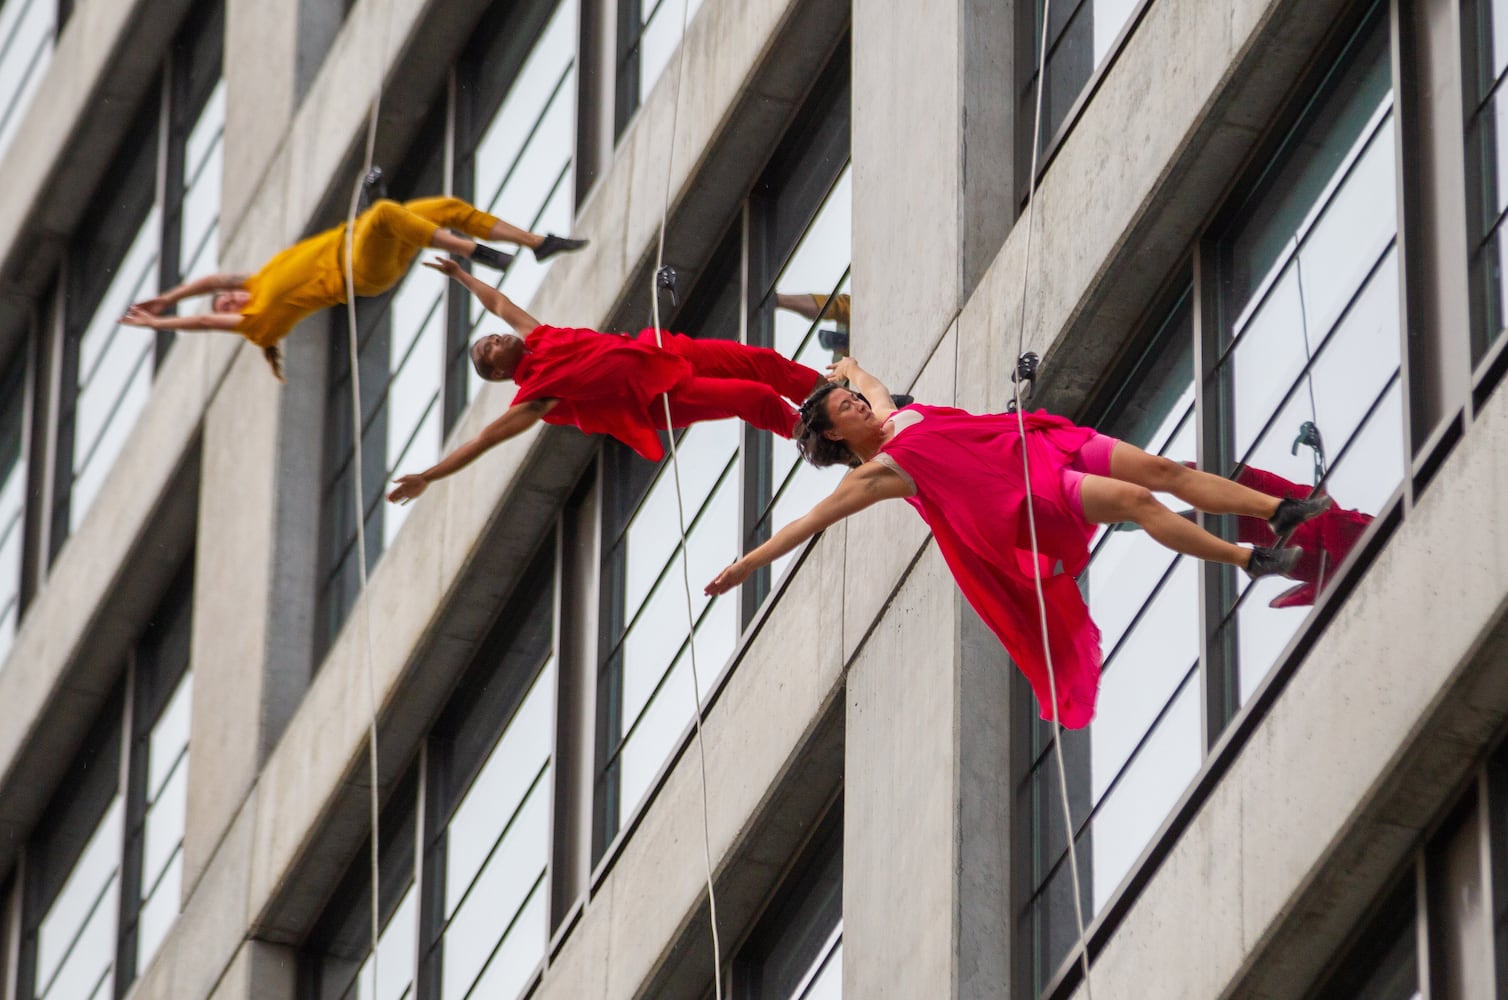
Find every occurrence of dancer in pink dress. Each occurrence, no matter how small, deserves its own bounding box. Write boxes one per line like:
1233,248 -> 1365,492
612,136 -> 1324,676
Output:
704,358 -> 1330,727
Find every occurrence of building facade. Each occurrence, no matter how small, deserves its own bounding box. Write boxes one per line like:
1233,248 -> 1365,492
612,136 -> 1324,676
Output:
0,0 -> 1504,998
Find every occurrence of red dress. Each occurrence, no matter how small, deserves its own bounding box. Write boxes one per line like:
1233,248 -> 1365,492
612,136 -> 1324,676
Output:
510,326 -> 692,461
879,405 -> 1103,728
1230,466 -> 1373,608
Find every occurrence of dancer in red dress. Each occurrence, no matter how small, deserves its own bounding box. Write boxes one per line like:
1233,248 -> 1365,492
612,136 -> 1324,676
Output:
386,258 -> 822,504
705,358 -> 1330,727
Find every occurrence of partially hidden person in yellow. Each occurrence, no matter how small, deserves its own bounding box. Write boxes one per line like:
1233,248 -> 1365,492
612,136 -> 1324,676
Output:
120,192 -> 587,380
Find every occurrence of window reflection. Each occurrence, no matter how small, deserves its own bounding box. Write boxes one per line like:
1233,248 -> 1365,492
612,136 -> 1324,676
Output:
1216,16 -> 1398,701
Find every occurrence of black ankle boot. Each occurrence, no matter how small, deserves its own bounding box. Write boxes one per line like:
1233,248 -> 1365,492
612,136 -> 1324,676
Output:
533,234 -> 588,261
1245,545 -> 1302,580
1267,494 -> 1333,547
470,244 -> 515,272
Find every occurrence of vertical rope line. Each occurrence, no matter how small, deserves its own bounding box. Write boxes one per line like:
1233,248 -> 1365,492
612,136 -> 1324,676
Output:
1012,3 -> 1096,997
646,0 -> 724,995
338,1 -> 397,991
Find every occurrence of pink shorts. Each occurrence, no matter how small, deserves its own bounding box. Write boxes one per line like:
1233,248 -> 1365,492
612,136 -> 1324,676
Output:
1060,432 -> 1120,519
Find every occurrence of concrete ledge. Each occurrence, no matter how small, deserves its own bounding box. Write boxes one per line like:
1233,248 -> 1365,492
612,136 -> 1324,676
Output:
1071,381 -> 1508,999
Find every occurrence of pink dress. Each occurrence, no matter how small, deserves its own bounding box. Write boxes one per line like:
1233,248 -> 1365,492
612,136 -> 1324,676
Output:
878,405 -> 1103,728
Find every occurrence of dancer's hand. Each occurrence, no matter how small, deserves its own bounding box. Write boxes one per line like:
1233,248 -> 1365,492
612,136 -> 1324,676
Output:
120,306 -> 163,328
130,294 -> 174,316
826,356 -> 861,384
388,474 -> 429,504
705,559 -> 753,596
423,256 -> 464,279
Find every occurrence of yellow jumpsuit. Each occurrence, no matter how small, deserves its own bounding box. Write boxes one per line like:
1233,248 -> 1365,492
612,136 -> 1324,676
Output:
235,197 -> 502,348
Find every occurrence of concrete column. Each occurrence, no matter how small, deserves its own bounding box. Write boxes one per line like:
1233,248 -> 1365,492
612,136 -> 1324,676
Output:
844,547 -> 1015,1000
852,0 -> 1015,391
184,329 -> 327,894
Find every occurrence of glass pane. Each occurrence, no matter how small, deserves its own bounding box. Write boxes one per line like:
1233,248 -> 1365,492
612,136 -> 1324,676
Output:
36,796 -> 123,1000
620,468 -> 738,730
637,0 -> 708,103
135,841 -> 181,975
623,420 -> 739,619
442,784 -> 550,1000
72,206 -> 162,531
0,0 -> 54,159
1088,559 -> 1198,803
795,935 -> 842,1000
618,646 -> 695,821
445,660 -> 555,916
455,878 -> 547,1000
179,79 -> 225,280
467,0 -> 577,408
351,885 -> 417,1000
1087,673 -> 1201,909
147,672 -> 193,799
0,387 -> 25,665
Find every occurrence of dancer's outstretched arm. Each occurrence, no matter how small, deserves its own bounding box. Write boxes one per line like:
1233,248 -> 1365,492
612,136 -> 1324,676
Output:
705,461 -> 912,594
827,356 -> 897,418
425,257 -> 538,337
121,306 -> 244,332
130,273 -> 249,315
387,398 -> 558,503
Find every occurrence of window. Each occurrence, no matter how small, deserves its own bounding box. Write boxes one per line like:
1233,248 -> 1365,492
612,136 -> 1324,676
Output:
615,0 -> 707,136
1465,0 -> 1508,371
1210,6 -> 1401,703
317,117 -> 449,655
302,768 -> 420,1000
1021,6 -> 1408,992
317,0 -> 581,655
593,43 -> 850,861
455,0 -> 580,416
305,536 -> 566,1000
50,0 -> 223,553
1022,292 -> 1200,991
1017,0 -> 1143,186
0,0 -> 56,159
733,806 -> 843,1000
17,563 -> 193,999
1312,877 -> 1421,998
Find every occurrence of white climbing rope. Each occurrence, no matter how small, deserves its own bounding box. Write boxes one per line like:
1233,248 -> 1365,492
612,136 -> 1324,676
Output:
1011,2 -> 1097,997
337,1 -> 398,993
645,0 -> 725,996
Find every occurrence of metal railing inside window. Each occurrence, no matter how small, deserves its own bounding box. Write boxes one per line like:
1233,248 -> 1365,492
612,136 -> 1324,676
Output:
0,0 -> 55,160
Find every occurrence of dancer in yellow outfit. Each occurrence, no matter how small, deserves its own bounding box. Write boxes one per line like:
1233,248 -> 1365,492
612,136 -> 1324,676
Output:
121,195 -> 587,380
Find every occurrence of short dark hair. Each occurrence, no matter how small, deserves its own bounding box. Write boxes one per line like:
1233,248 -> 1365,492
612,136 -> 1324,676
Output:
794,383 -> 864,468
470,337 -> 500,381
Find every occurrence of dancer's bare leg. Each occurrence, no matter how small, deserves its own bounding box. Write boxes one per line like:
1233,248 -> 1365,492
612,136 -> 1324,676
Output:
484,218 -> 544,249
1108,441 -> 1279,519
1080,475 -> 1251,567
